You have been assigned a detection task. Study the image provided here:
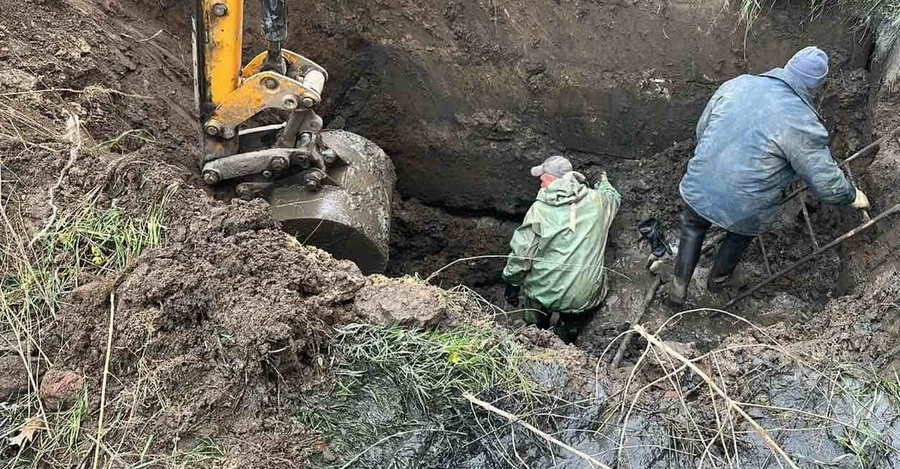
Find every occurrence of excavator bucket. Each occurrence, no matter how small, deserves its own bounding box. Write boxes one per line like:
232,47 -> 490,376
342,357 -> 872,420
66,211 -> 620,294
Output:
269,131 -> 395,273
192,0 -> 394,273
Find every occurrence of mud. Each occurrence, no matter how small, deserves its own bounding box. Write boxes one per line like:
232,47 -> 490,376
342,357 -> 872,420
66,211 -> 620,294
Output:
44,162 -> 369,463
387,198 -> 518,292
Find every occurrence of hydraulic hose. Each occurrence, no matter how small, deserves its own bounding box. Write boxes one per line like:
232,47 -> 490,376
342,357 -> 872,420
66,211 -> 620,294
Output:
261,0 -> 287,72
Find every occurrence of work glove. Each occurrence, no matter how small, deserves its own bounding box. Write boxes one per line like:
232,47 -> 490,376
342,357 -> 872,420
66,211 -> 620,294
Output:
504,283 -> 521,307
851,189 -> 870,209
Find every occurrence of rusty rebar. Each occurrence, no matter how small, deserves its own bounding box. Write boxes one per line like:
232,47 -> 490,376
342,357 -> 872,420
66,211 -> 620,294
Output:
725,202 -> 900,307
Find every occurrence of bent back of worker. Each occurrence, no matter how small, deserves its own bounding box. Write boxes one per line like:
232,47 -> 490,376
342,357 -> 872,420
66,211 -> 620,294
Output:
679,67 -> 855,236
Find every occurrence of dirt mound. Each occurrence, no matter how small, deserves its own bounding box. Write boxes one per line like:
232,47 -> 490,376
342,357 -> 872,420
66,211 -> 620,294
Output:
43,171 -> 372,464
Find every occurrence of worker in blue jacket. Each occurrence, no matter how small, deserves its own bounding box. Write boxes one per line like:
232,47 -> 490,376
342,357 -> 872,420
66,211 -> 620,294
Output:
669,46 -> 870,305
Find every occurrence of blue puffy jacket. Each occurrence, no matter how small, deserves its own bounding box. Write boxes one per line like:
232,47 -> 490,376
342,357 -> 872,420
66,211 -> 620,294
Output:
679,68 -> 856,235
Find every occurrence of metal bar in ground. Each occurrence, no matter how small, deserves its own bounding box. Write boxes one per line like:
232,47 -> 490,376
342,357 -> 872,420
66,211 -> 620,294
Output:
725,202 -> 900,308
799,195 -> 819,249
757,235 -> 772,276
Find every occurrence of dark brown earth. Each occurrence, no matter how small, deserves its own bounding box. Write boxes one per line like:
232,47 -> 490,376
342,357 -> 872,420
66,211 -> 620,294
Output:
0,0 -> 899,467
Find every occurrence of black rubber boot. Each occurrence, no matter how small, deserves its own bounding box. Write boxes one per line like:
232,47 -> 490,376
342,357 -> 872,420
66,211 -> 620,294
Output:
707,232 -> 755,292
668,207 -> 711,306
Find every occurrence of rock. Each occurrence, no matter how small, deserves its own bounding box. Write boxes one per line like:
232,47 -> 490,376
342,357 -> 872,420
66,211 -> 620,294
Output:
0,68 -> 37,91
39,369 -> 84,410
0,354 -> 30,400
355,279 -> 447,327
70,278 -> 114,305
662,341 -> 698,359
633,178 -> 651,193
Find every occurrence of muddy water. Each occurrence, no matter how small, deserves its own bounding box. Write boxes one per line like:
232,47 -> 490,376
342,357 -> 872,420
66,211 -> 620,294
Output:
316,355 -> 900,468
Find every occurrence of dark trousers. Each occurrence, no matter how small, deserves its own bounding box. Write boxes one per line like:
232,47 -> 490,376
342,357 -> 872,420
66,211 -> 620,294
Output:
675,206 -> 755,288
522,297 -> 594,344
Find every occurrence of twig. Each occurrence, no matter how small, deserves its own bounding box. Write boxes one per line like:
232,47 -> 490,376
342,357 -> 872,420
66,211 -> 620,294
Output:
425,254 -> 631,283
136,29 -> 164,43
92,292 -> 116,469
29,111 -> 81,247
426,255 -> 521,282
463,393 -> 612,469
633,325 -> 800,469
0,86 -> 152,100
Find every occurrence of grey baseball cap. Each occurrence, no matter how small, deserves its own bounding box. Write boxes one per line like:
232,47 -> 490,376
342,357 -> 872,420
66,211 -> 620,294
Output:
530,155 -> 573,178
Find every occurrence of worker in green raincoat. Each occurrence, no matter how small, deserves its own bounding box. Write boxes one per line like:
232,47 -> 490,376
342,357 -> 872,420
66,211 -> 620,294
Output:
503,155 -> 621,342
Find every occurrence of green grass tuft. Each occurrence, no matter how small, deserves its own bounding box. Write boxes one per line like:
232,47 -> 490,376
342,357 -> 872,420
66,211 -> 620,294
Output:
297,322 -> 552,465
98,129 -> 156,153
333,323 -> 542,409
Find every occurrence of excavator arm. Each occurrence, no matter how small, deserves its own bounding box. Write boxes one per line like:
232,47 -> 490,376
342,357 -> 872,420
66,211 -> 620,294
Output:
192,0 -> 395,273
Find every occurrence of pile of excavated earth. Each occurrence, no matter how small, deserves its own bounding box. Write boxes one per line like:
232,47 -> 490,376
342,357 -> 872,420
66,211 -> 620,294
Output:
1,0 -> 900,467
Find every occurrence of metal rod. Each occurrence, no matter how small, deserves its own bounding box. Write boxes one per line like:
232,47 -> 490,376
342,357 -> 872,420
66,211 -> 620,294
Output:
611,275 -> 663,368
757,235 -> 772,276
261,0 -> 287,72
799,195 -> 819,249
725,202 -> 900,307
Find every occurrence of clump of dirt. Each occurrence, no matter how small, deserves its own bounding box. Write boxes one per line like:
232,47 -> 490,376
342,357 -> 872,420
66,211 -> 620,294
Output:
49,195 -> 367,462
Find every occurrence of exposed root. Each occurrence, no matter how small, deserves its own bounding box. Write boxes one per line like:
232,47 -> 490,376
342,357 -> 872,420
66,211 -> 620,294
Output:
29,111 -> 81,247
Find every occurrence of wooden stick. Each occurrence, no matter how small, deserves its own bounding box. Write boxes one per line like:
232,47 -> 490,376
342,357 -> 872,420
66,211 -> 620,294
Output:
463,393 -> 612,469
633,325 -> 800,469
610,275 -> 662,368
92,292 -> 116,469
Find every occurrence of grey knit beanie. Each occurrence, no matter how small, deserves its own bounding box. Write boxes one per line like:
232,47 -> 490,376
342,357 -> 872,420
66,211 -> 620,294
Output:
786,46 -> 829,90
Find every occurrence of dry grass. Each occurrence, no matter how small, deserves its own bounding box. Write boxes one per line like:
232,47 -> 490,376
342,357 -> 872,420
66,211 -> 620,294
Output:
738,0 -> 900,44
0,165 -> 193,467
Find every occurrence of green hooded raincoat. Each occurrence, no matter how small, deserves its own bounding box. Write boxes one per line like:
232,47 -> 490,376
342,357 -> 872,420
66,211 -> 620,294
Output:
503,172 -> 621,314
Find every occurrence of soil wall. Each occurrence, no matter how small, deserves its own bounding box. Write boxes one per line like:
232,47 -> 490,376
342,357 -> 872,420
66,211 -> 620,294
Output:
281,0 -> 872,214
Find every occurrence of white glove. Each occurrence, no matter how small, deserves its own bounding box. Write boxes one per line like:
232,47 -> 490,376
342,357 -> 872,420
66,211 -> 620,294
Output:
851,189 -> 870,209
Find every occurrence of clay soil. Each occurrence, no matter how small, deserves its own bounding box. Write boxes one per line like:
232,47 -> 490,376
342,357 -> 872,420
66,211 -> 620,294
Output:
1,0 -> 900,468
